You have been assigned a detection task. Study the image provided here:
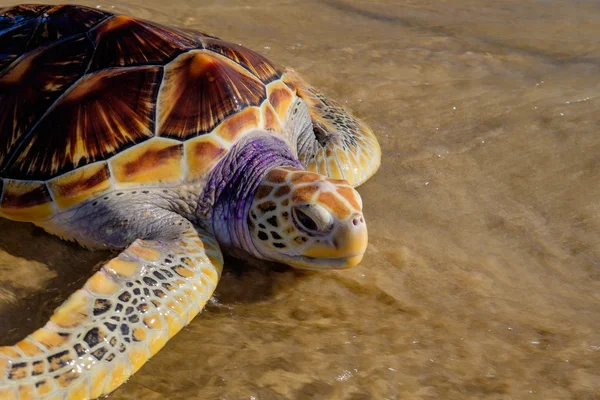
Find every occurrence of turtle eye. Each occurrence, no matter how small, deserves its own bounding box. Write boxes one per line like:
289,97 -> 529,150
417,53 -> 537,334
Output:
293,205 -> 332,234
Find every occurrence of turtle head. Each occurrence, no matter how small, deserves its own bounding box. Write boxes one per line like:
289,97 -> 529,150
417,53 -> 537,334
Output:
248,167 -> 367,270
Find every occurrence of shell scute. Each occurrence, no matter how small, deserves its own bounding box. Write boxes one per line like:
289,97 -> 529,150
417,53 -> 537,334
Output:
0,4 -> 50,30
157,50 -> 266,140
110,137 -> 184,186
214,106 -> 261,143
0,35 -> 93,169
88,15 -> 197,72
267,80 -> 295,123
0,14 -> 40,72
0,180 -> 54,221
261,100 -> 283,133
185,136 -> 228,181
47,162 -> 112,210
202,38 -> 280,83
0,4 -> 108,73
6,66 -> 161,180
26,4 -> 110,50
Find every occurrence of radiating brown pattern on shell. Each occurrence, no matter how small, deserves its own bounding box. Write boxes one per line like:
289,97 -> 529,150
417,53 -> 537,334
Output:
0,35 -> 92,169
47,162 -> 111,209
25,4 -> 110,49
0,12 -> 42,71
88,15 -> 197,72
0,4 -> 108,73
1,180 -> 51,208
6,66 -> 161,180
157,50 -> 266,140
0,4 -> 49,26
202,38 -> 280,83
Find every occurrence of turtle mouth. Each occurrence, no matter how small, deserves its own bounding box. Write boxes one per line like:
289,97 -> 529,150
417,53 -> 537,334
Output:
281,253 -> 364,270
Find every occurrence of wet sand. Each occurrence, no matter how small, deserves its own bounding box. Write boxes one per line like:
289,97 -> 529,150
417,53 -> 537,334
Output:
1,0 -> 599,398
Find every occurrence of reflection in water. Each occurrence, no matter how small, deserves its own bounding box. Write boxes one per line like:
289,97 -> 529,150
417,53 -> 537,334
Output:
1,0 -> 599,398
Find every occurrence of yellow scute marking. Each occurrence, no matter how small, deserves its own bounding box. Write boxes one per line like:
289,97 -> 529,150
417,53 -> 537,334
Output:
267,80 -> 294,123
89,364 -> 110,399
104,360 -> 130,394
0,202 -> 54,222
15,339 -> 44,356
129,244 -> 161,261
48,162 -> 111,210
261,100 -> 283,132
110,138 -> 183,185
35,379 -> 54,396
143,313 -> 163,330
18,385 -> 35,400
0,180 -> 54,222
165,312 -> 185,337
0,346 -> 20,358
201,266 -> 220,286
129,344 -> 150,373
85,271 -> 120,295
50,290 -> 89,328
105,258 -> 139,278
147,330 -> 168,355
185,136 -> 227,181
0,388 -> 17,400
30,328 -> 69,350
67,379 -> 90,400
214,106 -> 260,142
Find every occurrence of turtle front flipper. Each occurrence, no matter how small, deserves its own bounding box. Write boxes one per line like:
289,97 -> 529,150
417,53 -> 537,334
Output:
283,68 -> 381,187
0,224 -> 223,399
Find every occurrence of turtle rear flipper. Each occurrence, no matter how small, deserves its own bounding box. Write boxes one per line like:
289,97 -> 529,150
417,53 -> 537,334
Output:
283,68 -> 381,187
0,223 -> 222,399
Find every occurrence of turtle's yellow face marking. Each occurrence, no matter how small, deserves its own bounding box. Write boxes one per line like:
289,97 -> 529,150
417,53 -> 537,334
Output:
249,167 -> 367,269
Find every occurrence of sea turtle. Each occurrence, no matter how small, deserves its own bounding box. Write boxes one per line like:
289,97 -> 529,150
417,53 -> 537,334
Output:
0,3 -> 381,399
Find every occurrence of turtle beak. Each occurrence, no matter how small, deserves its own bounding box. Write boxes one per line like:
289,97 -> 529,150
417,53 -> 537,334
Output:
292,213 -> 368,270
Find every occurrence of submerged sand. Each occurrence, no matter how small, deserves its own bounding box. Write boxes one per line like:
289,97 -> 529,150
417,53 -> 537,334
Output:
1,0 -> 599,398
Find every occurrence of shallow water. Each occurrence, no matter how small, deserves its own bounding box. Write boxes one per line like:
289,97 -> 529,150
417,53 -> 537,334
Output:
1,0 -> 600,398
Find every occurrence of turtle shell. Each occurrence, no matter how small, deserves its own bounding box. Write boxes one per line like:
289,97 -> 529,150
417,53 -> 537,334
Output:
0,4 -> 298,221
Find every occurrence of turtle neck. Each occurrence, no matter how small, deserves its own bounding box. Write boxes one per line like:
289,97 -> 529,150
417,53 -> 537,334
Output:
203,131 -> 302,256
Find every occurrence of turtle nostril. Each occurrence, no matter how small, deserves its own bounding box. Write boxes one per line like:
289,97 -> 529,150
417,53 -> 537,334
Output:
351,214 -> 365,226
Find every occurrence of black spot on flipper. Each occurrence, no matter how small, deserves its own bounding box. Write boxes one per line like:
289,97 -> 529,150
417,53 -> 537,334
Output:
47,350 -> 70,372
143,276 -> 158,286
258,231 -> 268,241
83,327 -> 103,348
271,231 -> 282,240
8,362 -> 27,380
91,346 -> 108,361
104,322 -> 117,332
118,291 -> 131,302
273,243 -> 286,249
137,303 -> 149,313
266,216 -> 279,227
31,361 -> 43,376
120,324 -> 130,336
73,343 -> 87,357
93,298 -> 112,315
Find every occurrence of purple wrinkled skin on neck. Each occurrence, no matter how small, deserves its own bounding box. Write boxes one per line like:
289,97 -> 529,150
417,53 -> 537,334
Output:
203,133 -> 302,256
